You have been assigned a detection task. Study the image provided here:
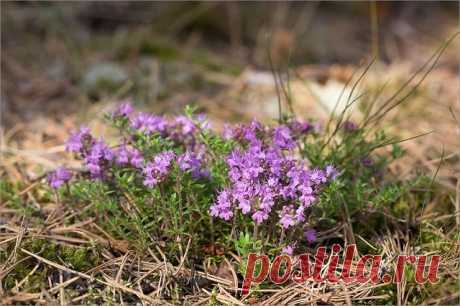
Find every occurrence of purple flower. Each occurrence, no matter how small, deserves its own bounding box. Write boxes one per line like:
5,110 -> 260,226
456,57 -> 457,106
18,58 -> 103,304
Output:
272,125 -> 295,150
84,139 -> 114,179
252,210 -> 269,224
295,205 -> 306,222
48,167 -> 72,189
238,198 -> 252,214
279,205 -> 296,229
142,151 -> 175,187
325,165 -> 338,179
154,151 -> 175,174
178,151 -> 208,179
130,148 -> 144,168
175,116 -> 196,135
310,169 -> 327,185
299,192 -> 316,207
115,146 -> 130,165
131,113 -> 169,135
224,120 -> 265,145
112,102 -> 133,118
244,120 -> 265,145
115,145 -> 144,168
65,126 -> 92,153
210,189 -> 234,220
143,175 -> 158,187
305,229 -> 317,243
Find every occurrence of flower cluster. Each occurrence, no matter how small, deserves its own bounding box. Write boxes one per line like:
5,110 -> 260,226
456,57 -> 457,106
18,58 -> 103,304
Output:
177,150 -> 209,179
65,126 -> 92,153
210,120 -> 337,230
115,145 -> 144,168
129,112 -> 208,149
65,127 -> 115,180
223,119 -> 316,150
142,151 -> 175,187
130,112 -> 170,136
60,103 -> 213,188
84,139 -> 114,179
111,102 -> 133,118
48,167 -> 72,189
272,125 -> 296,150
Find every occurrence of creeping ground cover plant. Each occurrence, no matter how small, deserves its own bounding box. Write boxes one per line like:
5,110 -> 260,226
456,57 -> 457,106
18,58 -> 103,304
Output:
50,103 -> 341,257
47,101 -> 412,260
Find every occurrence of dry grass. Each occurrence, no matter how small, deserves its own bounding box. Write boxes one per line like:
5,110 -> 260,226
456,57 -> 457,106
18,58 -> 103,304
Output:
1,195 -> 459,304
0,205 -> 401,304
